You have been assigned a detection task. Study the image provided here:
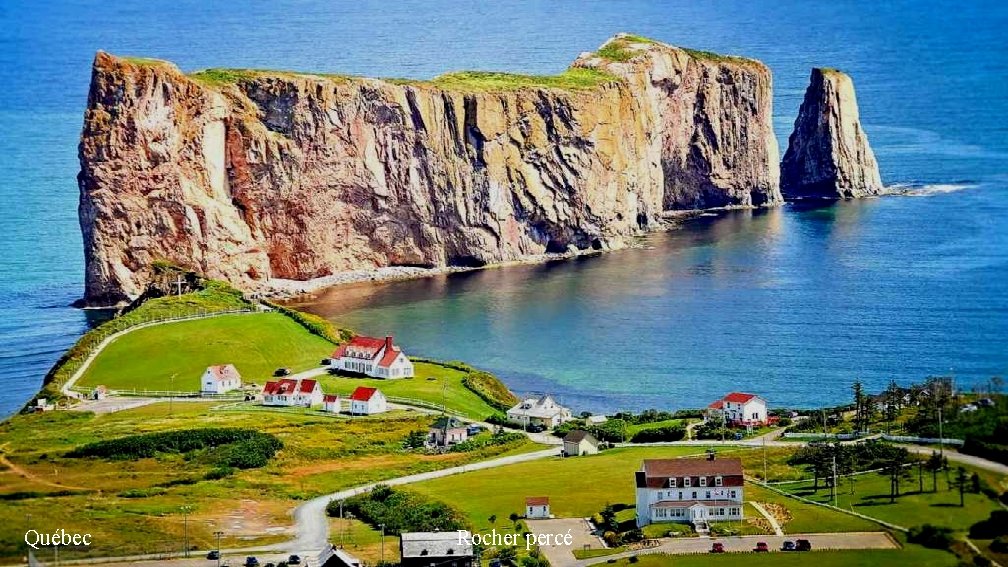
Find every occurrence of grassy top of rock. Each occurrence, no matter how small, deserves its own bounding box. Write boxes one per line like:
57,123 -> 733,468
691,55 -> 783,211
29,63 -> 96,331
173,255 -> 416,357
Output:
591,33 -> 764,69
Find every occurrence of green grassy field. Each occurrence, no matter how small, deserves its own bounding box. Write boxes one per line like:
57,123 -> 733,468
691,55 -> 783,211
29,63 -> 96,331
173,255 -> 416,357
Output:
76,313 -> 333,391
320,361 -> 498,420
0,402 -> 539,561
777,469 -> 1002,532
626,419 -> 686,436
406,446 -> 723,529
745,483 -> 878,534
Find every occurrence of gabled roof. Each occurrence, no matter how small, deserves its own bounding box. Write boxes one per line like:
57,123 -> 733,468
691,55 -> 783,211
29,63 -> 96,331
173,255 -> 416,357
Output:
708,400 -> 724,409
525,496 -> 549,506
563,430 -> 596,444
432,416 -> 466,429
400,531 -> 473,558
299,379 -> 318,393
377,346 -> 401,368
723,392 -> 759,404
641,458 -> 743,478
323,394 -> 340,403
206,364 -> 241,381
350,386 -> 380,401
263,378 -> 298,395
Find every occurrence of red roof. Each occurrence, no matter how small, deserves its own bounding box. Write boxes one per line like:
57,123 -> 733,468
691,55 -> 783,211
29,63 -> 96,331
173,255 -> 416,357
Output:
377,346 -> 400,368
707,400 -> 724,409
525,497 -> 549,506
206,364 -> 240,382
723,392 -> 757,404
323,394 -> 340,403
299,379 -> 318,394
263,378 -> 298,395
350,386 -> 379,401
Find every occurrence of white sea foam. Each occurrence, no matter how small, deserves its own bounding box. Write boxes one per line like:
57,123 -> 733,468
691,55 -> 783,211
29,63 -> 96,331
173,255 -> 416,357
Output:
886,183 -> 978,197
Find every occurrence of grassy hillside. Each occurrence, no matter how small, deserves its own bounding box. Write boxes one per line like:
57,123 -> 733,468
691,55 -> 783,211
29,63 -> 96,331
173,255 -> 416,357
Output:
76,313 -> 333,391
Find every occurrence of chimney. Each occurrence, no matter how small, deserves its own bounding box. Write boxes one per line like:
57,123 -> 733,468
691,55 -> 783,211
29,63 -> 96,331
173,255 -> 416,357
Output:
385,336 -> 393,351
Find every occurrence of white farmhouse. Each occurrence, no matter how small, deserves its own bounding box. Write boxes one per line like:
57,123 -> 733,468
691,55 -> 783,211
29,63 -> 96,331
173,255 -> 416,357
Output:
201,364 -> 242,395
261,378 -> 323,407
635,456 -> 744,530
506,395 -> 572,429
349,386 -> 387,415
705,392 -> 768,426
525,496 -> 550,519
330,336 -> 414,379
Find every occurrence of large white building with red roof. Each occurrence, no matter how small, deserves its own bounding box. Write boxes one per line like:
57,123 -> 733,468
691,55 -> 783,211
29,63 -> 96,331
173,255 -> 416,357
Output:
635,456 -> 744,528
330,336 -> 414,379
348,386 -> 387,415
201,364 -> 242,395
261,378 -> 323,407
705,392 -> 768,426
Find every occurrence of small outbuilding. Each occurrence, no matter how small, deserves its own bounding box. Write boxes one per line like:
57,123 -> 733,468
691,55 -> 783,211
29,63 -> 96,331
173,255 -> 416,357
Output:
323,394 -> 342,413
525,496 -> 551,519
317,544 -> 362,567
563,430 -> 599,457
91,385 -> 109,400
429,415 -> 468,447
349,386 -> 387,415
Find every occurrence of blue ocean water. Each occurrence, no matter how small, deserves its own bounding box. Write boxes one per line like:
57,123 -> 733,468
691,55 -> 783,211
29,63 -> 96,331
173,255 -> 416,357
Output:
1,1 -> 1006,416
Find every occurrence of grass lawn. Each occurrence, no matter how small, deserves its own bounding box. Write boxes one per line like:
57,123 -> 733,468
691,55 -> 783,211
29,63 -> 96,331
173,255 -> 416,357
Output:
777,470 -> 1002,532
745,483 -> 879,534
77,313 -> 333,391
319,362 -> 498,420
406,446 -> 726,530
328,517 -> 400,565
0,402 -> 540,562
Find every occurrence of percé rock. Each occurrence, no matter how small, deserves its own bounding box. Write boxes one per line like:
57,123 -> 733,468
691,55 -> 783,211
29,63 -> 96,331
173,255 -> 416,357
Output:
780,68 -> 882,200
78,34 -> 781,306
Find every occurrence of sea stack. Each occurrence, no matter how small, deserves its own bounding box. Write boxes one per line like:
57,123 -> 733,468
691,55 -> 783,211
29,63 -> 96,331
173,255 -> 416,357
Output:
780,68 -> 883,200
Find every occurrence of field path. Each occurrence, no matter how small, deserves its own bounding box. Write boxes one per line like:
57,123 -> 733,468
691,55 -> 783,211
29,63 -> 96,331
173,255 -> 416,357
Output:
0,443 -> 86,491
749,501 -> 784,536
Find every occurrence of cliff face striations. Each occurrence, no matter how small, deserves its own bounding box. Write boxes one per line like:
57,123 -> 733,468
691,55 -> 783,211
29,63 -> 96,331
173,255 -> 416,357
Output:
78,34 -> 781,306
780,68 -> 882,200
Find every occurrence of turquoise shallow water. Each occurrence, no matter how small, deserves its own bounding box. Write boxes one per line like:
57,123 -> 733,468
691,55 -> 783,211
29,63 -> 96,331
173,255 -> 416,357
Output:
1,1 -> 1006,415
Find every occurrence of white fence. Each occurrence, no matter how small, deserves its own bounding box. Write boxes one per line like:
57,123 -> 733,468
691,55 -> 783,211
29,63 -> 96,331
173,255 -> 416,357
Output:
880,434 -> 964,446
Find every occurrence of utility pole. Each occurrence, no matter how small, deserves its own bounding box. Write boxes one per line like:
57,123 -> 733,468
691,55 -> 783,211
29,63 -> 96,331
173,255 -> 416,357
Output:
173,274 -> 184,296
379,523 -> 385,564
762,435 -> 768,481
339,500 -> 345,548
169,373 -> 177,413
181,505 -> 192,557
832,454 -> 838,507
937,406 -> 944,459
214,531 -> 223,567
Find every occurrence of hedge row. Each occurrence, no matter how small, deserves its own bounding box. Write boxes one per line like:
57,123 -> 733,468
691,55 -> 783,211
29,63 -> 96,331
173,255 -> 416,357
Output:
414,358 -> 518,413
448,431 -> 525,453
961,438 -> 1008,466
265,300 -> 355,344
66,427 -> 282,469
629,425 -> 686,443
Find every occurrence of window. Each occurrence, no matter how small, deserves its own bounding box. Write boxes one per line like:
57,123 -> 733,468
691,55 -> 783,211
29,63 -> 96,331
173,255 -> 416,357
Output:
705,491 -> 711,499
669,478 -> 676,488
730,490 -> 737,499
684,477 -> 691,487
692,491 -> 697,499
715,476 -> 723,487
699,477 -> 707,487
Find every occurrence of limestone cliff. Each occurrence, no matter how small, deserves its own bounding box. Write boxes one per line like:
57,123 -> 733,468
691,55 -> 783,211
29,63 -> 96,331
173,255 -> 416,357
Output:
78,34 -> 781,306
780,68 -> 882,200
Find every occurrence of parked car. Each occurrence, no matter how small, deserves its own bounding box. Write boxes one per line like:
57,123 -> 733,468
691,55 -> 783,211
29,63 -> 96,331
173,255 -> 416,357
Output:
244,557 -> 259,567
796,539 -> 812,551
781,540 -> 795,551
288,555 -> 301,564
710,542 -> 725,553
207,550 -> 220,560
320,358 -> 331,366
273,368 -> 291,377
754,542 -> 769,552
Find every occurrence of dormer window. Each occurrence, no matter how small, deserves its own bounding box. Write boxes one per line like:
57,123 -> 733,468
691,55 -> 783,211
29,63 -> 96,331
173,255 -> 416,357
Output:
684,477 -> 691,487
669,477 -> 677,488
715,476 -> 723,487
700,477 -> 708,487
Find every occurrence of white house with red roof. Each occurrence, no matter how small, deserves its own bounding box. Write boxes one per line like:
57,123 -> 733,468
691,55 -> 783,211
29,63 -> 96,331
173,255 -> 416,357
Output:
323,394 -> 342,413
705,392 -> 768,426
261,378 -> 323,407
201,364 -> 242,395
330,336 -> 414,379
348,386 -> 387,415
635,456 -> 745,529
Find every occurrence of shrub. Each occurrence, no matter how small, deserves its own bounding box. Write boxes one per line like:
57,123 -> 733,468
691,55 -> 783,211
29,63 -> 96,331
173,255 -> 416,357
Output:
908,524 -> 955,550
449,431 -> 524,453
630,425 -> 686,443
328,485 -> 467,535
264,301 -> 354,344
991,536 -> 1008,553
66,428 -> 281,469
969,511 -> 1008,539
